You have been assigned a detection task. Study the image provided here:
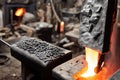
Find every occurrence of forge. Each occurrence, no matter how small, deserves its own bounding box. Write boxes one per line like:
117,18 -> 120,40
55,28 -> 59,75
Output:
0,0 -> 120,80
3,0 -> 36,26
52,0 -> 120,80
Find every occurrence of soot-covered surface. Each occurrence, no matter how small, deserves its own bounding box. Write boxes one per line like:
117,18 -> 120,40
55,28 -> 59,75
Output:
79,0 -> 117,52
13,37 -> 70,66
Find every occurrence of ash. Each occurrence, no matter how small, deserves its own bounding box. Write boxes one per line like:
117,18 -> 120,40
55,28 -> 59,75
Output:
15,37 -> 65,63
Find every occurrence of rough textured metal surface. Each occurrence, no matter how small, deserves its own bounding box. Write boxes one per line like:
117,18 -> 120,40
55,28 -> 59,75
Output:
78,0 -> 117,52
52,55 -> 85,80
109,69 -> 120,80
13,37 -> 70,65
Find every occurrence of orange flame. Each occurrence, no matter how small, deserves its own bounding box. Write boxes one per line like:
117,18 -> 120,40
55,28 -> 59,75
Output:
81,47 -> 99,77
73,47 -> 99,80
15,8 -> 26,17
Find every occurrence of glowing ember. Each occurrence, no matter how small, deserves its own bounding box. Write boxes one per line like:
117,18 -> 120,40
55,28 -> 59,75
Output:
15,8 -> 26,17
73,47 -> 99,80
60,21 -> 64,33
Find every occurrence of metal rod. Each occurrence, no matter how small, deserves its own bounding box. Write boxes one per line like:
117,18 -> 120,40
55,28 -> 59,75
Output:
0,39 -> 11,47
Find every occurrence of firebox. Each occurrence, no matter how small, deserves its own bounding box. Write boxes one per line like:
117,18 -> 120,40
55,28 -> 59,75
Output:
3,0 -> 36,26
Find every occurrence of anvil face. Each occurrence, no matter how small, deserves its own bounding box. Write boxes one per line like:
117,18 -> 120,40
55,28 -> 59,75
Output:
78,0 -> 117,52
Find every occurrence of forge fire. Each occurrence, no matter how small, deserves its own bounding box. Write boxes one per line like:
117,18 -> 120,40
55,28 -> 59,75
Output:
15,8 -> 26,17
73,47 -> 99,80
0,0 -> 120,80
